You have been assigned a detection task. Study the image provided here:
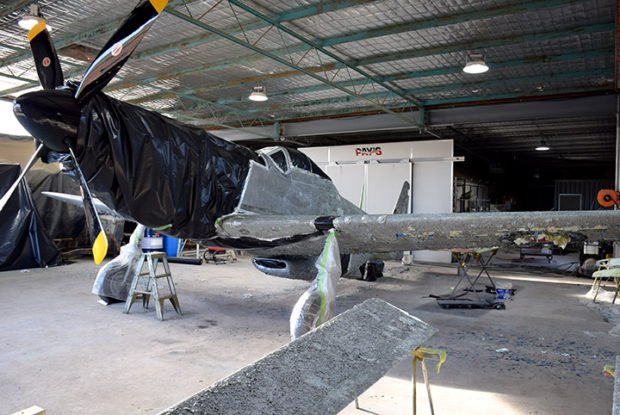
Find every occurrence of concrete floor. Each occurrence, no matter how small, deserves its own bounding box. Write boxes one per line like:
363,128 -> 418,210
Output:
1,253 -> 618,415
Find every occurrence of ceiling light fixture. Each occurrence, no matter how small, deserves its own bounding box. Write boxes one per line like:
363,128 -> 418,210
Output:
463,53 -> 489,74
535,141 -> 550,151
248,86 -> 268,102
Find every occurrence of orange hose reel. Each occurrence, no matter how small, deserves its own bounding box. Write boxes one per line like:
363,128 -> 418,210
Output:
597,189 -> 619,208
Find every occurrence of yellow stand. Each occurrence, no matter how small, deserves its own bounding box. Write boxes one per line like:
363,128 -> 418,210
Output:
411,347 -> 447,415
354,347 -> 446,414
124,252 -> 182,321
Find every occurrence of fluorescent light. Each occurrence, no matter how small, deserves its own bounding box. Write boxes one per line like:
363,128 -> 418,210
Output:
463,54 -> 489,74
535,141 -> 550,151
248,86 -> 268,102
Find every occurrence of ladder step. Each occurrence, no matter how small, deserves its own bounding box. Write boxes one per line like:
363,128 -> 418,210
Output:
124,253 -> 180,320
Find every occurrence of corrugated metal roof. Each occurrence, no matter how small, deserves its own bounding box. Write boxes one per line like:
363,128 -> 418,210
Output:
0,0 -> 616,162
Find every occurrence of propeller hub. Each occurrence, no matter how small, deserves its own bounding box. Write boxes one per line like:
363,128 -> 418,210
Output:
13,89 -> 81,153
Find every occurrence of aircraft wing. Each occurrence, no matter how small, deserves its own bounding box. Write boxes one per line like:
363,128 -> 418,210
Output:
217,210 -> 620,256
42,191 -> 121,218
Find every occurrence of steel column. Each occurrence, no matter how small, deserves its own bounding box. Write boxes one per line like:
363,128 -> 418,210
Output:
616,95 -> 620,194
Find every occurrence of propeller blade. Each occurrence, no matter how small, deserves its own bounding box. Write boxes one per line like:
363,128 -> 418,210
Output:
0,143 -> 43,211
74,0 -> 169,102
67,144 -> 109,264
28,19 -> 64,89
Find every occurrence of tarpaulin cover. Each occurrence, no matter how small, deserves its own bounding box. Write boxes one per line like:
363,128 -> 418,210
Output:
290,230 -> 341,340
27,169 -> 86,239
0,164 -> 62,271
92,224 -> 145,301
74,93 -> 260,241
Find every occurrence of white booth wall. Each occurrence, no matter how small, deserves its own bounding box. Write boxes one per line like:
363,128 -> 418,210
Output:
301,139 -> 454,263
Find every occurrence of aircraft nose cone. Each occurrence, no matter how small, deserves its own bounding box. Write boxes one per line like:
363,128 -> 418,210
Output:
13,89 -> 81,153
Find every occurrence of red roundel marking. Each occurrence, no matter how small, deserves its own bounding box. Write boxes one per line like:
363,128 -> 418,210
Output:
42,57 -> 51,67
111,42 -> 123,57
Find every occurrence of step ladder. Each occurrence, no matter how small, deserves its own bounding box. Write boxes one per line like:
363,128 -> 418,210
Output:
123,252 -> 182,321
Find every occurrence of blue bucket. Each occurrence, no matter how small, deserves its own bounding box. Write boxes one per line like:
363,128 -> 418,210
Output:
163,235 -> 181,257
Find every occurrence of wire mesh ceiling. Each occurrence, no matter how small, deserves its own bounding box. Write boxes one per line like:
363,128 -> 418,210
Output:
0,0 -> 616,160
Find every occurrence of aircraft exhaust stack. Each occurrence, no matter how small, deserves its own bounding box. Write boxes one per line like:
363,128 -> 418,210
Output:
13,89 -> 80,153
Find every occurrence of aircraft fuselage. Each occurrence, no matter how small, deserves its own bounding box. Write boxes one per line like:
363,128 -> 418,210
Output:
13,88 -> 359,251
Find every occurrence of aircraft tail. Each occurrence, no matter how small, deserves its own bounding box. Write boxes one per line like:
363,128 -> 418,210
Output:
393,181 -> 410,214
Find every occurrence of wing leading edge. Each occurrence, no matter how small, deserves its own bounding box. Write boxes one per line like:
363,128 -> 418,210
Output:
216,210 -> 620,256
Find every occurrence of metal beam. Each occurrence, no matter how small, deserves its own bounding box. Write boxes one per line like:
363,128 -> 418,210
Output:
227,0 -> 423,108
0,0 -> 200,69
0,44 -> 273,127
0,16 -> 125,68
423,86 -> 613,106
203,68 -> 612,115
205,66 -> 612,108
131,0 -> 587,65
244,86 -> 613,123
110,21 -> 614,107
108,2 -> 611,93
146,106 -> 276,139
129,47 -> 611,106
0,58 -> 84,96
357,22 -> 614,67
132,0 -> 376,61
421,93 -> 616,125
167,9 -> 422,128
481,141 -> 616,150
210,94 -> 616,141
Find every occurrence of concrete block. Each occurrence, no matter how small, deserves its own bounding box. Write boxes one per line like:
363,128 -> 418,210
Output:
159,298 -> 436,415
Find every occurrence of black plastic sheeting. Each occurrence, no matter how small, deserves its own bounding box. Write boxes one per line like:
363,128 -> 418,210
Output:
0,164 -> 62,271
74,93 -> 261,242
27,169 -> 87,240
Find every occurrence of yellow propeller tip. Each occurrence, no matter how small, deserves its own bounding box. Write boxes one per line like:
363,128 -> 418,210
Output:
92,230 -> 108,265
27,19 -> 47,42
149,0 -> 168,14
